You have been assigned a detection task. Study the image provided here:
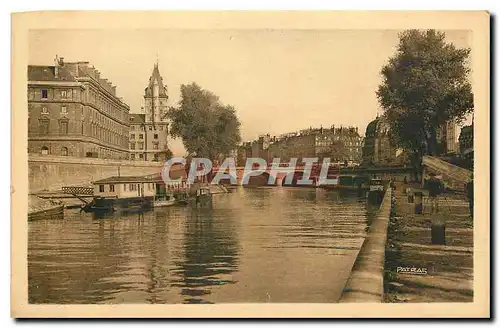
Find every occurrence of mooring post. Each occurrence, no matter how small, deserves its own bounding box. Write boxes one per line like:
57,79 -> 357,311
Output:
431,214 -> 446,245
414,191 -> 423,214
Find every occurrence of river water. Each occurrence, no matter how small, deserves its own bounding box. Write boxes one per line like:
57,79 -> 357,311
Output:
28,187 -> 378,304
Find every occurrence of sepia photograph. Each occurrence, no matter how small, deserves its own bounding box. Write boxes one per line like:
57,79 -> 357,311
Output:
11,11 -> 490,318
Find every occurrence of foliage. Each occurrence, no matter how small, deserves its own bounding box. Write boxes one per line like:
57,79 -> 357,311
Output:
167,83 -> 242,161
317,140 -> 347,162
377,29 -> 474,158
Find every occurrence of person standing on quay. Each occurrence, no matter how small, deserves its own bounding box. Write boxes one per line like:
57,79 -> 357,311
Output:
426,173 -> 442,213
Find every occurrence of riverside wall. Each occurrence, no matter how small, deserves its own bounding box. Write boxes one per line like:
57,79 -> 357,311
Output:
29,154 -> 165,193
339,187 -> 393,302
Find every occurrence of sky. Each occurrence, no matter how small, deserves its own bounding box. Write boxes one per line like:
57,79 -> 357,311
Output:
29,29 -> 473,156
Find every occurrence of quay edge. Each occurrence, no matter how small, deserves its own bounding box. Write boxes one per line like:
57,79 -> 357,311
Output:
339,186 -> 392,303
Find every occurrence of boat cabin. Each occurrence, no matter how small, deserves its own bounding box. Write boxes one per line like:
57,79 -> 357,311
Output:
93,176 -> 158,199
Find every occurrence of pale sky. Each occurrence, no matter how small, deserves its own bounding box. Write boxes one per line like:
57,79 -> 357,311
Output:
29,29 -> 472,155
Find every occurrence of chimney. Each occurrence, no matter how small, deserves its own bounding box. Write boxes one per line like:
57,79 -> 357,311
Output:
54,55 -> 59,78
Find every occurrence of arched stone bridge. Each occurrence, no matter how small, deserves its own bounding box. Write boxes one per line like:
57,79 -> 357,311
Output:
210,164 -> 416,187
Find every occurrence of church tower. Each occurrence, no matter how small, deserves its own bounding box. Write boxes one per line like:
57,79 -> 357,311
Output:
144,62 -> 168,123
128,61 -> 170,162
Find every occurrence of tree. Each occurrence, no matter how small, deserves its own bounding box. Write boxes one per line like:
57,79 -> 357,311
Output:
377,29 -> 474,162
167,82 -> 242,162
317,140 -> 347,163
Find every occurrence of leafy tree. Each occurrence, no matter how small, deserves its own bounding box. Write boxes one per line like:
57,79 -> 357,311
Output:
317,140 -> 347,163
163,146 -> 173,160
377,29 -> 474,163
168,83 -> 242,162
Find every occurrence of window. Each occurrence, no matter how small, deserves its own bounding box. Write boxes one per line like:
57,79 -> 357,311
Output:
130,143 -> 135,150
61,147 -> 68,156
158,125 -> 163,131
41,89 -> 48,99
109,184 -> 115,192
59,121 -> 68,134
139,134 -> 144,139
124,184 -> 128,191
41,107 -> 49,114
41,146 -> 49,155
61,106 -> 67,115
131,133 -> 135,139
153,154 -> 158,161
99,185 -> 105,192
149,126 -> 153,131
39,119 -> 49,135
139,154 -> 144,159
61,90 -> 68,98
129,184 -> 137,191
130,154 -> 135,160
153,144 -> 158,150
154,134 -> 158,139
138,143 -> 144,150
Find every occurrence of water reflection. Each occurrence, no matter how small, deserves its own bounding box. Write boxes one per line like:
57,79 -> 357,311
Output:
173,205 -> 240,304
28,187 -> 377,304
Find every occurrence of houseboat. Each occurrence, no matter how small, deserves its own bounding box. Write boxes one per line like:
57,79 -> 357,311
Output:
82,175 -> 157,213
83,172 -> 190,213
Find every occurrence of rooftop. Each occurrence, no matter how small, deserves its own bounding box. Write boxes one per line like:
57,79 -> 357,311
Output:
28,65 -> 77,82
144,63 -> 168,97
129,114 -> 146,124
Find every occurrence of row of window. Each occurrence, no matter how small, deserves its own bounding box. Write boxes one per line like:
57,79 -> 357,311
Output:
90,123 -> 128,147
38,119 -> 68,135
40,106 -> 67,115
29,88 -> 73,101
98,183 -> 156,193
88,88 -> 127,123
40,146 -> 68,156
29,86 -> 127,125
91,110 -> 128,138
130,143 -> 160,150
130,153 -> 159,161
130,133 -> 159,140
130,125 -> 166,131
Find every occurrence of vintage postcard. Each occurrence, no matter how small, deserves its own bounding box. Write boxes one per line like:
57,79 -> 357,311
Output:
11,11 -> 490,318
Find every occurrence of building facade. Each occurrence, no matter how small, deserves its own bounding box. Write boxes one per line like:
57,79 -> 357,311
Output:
28,56 -> 131,159
129,63 -> 170,162
436,120 -> 458,155
245,125 -> 363,165
361,116 -> 400,167
459,123 -> 473,168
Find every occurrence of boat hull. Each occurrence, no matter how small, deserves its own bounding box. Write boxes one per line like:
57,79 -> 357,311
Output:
153,200 -> 176,207
84,196 -> 153,213
28,205 -> 64,221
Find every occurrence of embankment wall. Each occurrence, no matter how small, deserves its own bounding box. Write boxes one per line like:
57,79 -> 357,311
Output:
29,154 -> 164,192
339,187 -> 393,302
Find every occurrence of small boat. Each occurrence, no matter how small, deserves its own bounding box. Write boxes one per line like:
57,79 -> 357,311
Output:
28,204 -> 64,221
153,194 -> 176,208
195,187 -> 212,207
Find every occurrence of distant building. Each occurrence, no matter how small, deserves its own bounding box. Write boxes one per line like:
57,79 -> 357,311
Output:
459,123 -> 473,168
236,142 -> 252,166
264,125 -> 362,164
437,120 -> 458,155
28,56 -> 131,159
361,116 -> 400,166
128,63 -> 170,162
